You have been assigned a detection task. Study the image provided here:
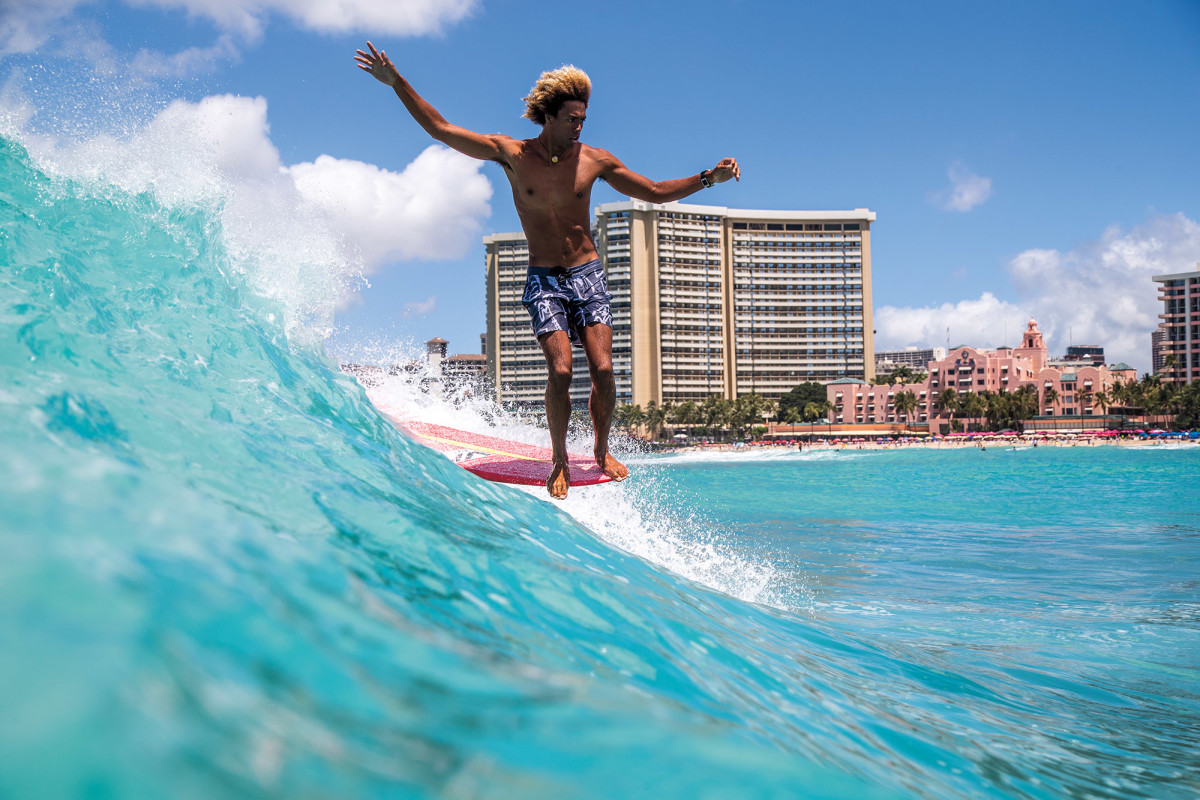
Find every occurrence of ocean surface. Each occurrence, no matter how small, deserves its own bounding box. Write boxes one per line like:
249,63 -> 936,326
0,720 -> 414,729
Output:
3,132 -> 1200,799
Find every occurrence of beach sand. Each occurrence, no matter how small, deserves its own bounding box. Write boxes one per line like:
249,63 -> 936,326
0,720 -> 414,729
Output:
670,436 -> 1197,453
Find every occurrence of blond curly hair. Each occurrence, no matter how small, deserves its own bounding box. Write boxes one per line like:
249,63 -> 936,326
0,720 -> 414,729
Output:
522,65 -> 591,125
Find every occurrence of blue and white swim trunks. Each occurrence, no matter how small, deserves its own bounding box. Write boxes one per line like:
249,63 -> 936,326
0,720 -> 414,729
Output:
521,258 -> 613,347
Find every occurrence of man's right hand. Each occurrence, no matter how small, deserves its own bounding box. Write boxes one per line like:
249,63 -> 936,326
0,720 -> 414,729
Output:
355,41 -> 399,87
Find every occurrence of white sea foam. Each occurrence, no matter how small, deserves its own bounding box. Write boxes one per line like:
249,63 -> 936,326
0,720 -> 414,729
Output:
355,365 -> 804,611
1121,442 -> 1200,451
542,478 -> 806,611
2,65 -> 490,347
638,447 -> 873,467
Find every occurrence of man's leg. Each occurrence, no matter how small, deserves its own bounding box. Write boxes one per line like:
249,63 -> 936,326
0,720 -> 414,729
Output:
580,324 -> 628,481
538,330 -> 574,499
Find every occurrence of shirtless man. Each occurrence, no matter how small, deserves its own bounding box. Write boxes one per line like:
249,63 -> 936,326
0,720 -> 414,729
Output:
356,42 -> 739,499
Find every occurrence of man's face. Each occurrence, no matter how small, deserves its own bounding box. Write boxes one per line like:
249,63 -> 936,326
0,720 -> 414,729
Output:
546,100 -> 587,146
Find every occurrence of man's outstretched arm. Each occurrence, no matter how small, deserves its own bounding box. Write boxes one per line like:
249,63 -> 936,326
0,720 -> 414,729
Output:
355,41 -> 510,163
599,152 -> 740,204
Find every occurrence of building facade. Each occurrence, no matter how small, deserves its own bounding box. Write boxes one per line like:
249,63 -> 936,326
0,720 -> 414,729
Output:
827,320 -> 1138,432
875,346 -> 946,375
1064,345 -> 1105,366
595,200 -> 876,406
485,202 -> 876,408
1151,328 -> 1167,376
1152,265 -> 1200,385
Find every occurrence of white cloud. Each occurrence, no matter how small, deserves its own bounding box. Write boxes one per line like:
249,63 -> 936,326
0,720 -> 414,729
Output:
2,0 -> 476,77
876,292 -> 1024,352
875,213 -> 1200,373
933,162 -> 992,212
0,0 -> 92,56
288,147 -> 492,264
128,34 -> 240,78
121,0 -> 477,39
1011,213 -> 1200,371
404,296 -> 437,317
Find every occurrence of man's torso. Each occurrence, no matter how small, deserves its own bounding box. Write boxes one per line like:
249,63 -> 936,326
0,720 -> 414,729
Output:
498,139 -> 608,268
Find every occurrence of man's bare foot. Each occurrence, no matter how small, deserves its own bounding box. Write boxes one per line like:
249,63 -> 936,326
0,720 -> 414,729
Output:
547,460 -> 570,500
596,449 -> 629,482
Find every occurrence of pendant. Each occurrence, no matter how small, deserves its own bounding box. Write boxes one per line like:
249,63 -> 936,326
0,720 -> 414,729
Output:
551,155 -> 559,163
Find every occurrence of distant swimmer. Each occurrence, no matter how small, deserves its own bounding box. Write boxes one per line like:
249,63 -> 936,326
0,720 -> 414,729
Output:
356,42 -> 739,499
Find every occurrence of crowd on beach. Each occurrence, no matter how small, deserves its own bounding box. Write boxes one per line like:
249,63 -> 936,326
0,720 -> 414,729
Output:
676,429 -> 1200,452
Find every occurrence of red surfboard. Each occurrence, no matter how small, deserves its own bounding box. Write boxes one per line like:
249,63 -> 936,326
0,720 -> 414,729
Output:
397,420 -> 613,487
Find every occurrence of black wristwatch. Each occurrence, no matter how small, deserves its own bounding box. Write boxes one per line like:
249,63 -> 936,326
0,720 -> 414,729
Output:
700,169 -> 713,189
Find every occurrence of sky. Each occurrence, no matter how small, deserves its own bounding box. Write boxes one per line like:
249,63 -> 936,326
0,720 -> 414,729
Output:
2,0 -> 1198,373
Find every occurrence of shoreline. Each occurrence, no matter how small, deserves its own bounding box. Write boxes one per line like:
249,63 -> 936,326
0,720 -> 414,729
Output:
660,436 -> 1199,453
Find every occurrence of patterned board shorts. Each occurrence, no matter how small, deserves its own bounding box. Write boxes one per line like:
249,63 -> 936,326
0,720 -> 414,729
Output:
521,258 -> 613,347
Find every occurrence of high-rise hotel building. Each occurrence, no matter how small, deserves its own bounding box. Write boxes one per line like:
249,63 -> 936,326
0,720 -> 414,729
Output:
1152,264 -> 1200,385
485,201 -> 876,407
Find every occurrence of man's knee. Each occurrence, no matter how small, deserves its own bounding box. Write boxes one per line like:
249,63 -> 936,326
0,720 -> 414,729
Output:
588,359 -> 614,389
546,362 -> 573,392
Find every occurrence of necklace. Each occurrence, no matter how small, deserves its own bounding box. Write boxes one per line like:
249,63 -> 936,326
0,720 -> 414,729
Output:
539,139 -> 561,163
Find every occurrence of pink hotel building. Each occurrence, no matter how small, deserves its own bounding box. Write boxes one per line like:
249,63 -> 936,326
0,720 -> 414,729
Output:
827,320 -> 1138,432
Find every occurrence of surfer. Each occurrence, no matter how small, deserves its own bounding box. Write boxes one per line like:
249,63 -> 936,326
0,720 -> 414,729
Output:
356,43 -> 740,499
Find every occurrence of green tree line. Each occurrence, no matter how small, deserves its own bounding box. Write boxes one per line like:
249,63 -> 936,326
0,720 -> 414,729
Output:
614,382 -> 836,442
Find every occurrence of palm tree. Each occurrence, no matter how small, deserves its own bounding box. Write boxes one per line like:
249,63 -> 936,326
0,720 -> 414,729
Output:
763,398 -> 779,428
816,399 -> 834,438
980,390 -> 1004,431
645,400 -> 668,441
1012,384 -> 1039,430
1077,387 -> 1094,416
733,391 -> 770,438
934,386 -> 959,432
670,400 -> 700,438
615,402 -> 645,436
959,391 -> 986,431
1162,353 -> 1180,382
1175,381 -> 1200,429
893,390 -> 918,429
1042,385 -> 1059,416
934,386 -> 957,413
702,394 -> 733,440
890,364 -> 914,386
1162,383 -> 1183,430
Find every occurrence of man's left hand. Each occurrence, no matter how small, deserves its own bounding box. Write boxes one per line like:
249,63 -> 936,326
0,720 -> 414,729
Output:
712,157 -> 740,183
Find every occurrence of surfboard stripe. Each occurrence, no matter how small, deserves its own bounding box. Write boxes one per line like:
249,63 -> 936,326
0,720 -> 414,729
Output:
386,419 -> 613,488
409,430 -> 544,462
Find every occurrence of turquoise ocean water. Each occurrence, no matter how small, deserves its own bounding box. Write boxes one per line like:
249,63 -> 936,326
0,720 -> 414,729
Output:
2,133 -> 1199,798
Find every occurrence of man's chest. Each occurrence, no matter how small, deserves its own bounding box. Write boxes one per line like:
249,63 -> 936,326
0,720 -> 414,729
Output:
509,152 -> 601,207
